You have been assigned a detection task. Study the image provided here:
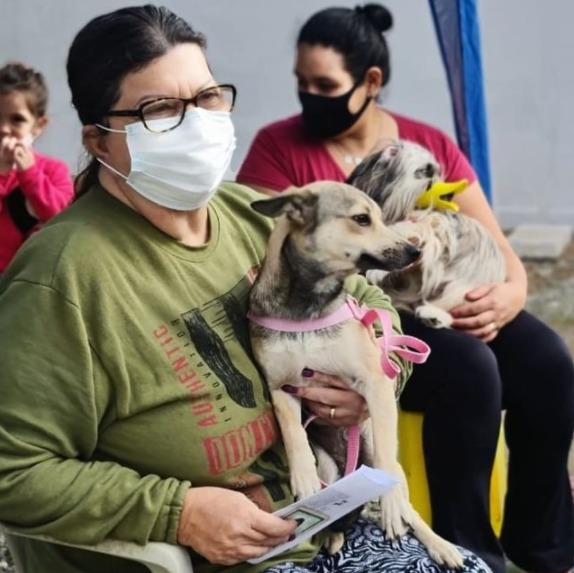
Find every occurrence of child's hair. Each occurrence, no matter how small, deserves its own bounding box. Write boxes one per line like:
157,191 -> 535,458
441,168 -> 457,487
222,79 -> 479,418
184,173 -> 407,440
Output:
0,62 -> 48,118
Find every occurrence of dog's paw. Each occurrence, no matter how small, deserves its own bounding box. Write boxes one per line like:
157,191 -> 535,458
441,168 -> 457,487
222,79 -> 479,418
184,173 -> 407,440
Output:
365,269 -> 389,287
361,499 -> 381,522
378,487 -> 413,539
290,470 -> 322,500
425,536 -> 464,569
415,305 -> 453,328
411,515 -> 465,568
323,532 -> 345,555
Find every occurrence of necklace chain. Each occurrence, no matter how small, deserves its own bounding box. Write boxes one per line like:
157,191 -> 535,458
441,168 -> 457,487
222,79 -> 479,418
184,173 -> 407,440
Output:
330,109 -> 389,167
341,153 -> 365,166
331,141 -> 365,166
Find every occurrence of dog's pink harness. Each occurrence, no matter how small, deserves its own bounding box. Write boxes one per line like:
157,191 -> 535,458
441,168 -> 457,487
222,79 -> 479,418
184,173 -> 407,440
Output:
248,296 -> 430,476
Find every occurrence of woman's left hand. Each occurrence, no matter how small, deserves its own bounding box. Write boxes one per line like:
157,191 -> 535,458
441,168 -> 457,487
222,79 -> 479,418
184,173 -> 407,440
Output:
282,370 -> 369,427
449,281 -> 526,342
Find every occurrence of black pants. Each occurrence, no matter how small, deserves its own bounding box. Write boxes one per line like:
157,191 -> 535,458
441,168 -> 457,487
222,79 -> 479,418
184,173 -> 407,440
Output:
399,310 -> 574,573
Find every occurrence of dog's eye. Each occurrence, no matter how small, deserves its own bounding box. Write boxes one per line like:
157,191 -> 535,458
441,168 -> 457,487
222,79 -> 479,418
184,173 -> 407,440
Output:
415,163 -> 436,178
352,214 -> 371,226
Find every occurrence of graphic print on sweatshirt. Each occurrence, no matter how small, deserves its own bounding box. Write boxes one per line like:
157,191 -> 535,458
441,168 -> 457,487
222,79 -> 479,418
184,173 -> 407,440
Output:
152,272 -> 287,496
153,275 -> 256,409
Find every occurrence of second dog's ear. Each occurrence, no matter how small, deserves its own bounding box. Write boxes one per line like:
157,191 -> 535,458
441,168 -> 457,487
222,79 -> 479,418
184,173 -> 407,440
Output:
251,189 -> 317,225
381,142 -> 401,160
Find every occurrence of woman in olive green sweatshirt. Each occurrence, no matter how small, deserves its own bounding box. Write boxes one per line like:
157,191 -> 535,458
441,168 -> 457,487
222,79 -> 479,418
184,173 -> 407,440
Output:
0,5 -> 490,573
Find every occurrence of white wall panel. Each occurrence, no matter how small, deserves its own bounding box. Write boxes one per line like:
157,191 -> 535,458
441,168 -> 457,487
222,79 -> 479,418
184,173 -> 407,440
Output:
1,0 -> 571,225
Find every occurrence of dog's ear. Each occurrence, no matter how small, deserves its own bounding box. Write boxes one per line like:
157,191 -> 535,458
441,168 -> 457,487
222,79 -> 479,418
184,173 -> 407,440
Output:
251,194 -> 295,218
380,141 -> 401,161
251,190 -> 317,224
347,140 -> 402,187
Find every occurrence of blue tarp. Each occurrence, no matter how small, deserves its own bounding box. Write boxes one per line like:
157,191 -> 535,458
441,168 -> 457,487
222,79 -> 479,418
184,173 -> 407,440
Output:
429,0 -> 492,203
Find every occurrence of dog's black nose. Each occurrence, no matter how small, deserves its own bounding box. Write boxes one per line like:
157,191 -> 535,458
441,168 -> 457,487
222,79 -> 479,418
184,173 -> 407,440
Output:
406,244 -> 421,261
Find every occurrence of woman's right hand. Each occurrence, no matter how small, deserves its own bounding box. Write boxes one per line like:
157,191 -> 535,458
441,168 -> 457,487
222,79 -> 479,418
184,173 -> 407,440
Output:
177,487 -> 297,565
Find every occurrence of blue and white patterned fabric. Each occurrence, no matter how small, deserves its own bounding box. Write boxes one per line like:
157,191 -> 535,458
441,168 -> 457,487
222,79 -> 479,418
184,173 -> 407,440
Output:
262,519 -> 491,573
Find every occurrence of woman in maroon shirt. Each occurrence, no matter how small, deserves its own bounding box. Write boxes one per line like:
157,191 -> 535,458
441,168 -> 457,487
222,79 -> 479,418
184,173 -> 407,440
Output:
238,6 -> 574,573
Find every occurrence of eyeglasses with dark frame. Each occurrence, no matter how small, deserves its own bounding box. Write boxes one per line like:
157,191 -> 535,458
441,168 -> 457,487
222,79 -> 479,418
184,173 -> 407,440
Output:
103,84 -> 237,133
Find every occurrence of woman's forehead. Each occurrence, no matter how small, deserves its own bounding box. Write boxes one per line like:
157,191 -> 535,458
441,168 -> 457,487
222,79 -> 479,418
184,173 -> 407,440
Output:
295,44 -> 348,78
117,43 -> 212,105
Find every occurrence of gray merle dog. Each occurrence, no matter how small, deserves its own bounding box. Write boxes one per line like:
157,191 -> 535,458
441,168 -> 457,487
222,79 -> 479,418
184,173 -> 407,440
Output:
347,140 -> 506,328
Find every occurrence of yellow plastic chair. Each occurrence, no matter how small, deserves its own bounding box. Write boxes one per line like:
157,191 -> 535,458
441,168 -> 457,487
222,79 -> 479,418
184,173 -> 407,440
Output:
398,408 -> 507,536
0,525 -> 193,573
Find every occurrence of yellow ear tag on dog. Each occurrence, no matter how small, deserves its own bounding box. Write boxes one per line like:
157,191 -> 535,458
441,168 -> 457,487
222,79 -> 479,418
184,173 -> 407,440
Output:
415,179 -> 468,212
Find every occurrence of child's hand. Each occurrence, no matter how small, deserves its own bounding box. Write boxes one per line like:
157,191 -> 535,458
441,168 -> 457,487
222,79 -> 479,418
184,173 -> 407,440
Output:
13,141 -> 35,171
0,136 -> 18,169
0,136 -> 35,171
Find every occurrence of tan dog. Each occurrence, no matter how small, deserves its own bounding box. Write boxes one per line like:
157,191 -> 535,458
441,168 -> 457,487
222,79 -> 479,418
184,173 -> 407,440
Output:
248,181 -> 463,567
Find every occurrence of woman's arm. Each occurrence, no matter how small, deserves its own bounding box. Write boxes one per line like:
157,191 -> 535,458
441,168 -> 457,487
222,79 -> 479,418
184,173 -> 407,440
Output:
0,280 -> 189,546
450,180 -> 528,340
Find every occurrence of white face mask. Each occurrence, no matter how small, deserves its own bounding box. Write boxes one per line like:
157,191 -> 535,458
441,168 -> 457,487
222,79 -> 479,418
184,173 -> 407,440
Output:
97,108 -> 236,211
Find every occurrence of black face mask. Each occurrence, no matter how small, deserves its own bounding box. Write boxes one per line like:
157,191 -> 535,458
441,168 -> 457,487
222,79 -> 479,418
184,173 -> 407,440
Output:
298,81 -> 372,139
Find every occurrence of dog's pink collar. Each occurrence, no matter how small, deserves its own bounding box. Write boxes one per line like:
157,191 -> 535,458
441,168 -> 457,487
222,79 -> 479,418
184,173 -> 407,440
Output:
247,301 -> 357,333
247,296 -> 430,379
248,296 -> 431,477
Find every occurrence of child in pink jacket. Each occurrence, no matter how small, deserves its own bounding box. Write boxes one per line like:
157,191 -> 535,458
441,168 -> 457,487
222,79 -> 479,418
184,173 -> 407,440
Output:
0,62 -> 74,272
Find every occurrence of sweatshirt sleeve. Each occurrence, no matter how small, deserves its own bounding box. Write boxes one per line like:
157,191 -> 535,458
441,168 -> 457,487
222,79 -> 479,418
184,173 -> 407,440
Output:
16,157 -> 74,221
344,275 -> 413,396
0,279 -> 190,546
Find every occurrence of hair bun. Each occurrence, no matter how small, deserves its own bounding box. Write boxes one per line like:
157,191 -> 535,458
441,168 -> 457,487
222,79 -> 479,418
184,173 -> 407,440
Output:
355,3 -> 393,33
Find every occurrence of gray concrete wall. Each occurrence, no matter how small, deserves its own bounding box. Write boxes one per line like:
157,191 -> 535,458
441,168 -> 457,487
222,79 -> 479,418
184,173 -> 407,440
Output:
1,0 -> 571,226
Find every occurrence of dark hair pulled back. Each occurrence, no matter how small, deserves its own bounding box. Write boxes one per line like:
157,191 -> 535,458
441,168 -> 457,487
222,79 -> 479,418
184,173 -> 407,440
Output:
66,4 -> 206,197
297,3 -> 393,86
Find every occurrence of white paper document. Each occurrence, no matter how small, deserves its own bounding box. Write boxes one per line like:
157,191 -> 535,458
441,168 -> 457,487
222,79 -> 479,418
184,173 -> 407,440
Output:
247,465 -> 399,564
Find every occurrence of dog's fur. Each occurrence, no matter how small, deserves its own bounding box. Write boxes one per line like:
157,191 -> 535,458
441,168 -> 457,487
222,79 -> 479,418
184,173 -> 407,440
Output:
347,140 -> 506,327
248,181 -> 463,567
